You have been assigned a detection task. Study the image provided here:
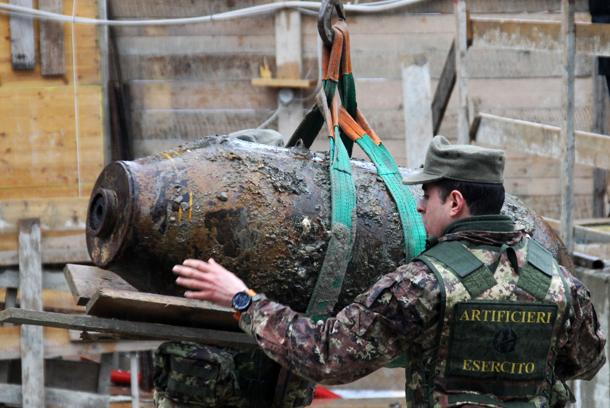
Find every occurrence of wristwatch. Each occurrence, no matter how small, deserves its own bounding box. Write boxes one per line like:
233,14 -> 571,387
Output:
231,289 -> 259,313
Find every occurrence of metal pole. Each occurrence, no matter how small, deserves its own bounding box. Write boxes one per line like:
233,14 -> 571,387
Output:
592,57 -> 608,217
560,0 -> 576,252
130,352 -> 140,408
454,0 -> 469,144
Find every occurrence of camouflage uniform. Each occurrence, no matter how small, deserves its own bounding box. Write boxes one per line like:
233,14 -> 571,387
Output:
239,216 -> 606,407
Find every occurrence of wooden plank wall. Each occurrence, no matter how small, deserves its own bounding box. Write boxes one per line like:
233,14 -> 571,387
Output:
0,0 -> 103,259
111,0 -> 598,219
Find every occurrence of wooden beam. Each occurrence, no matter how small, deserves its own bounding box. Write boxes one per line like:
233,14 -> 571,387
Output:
86,288 -> 236,330
18,219 -> 44,408
560,0 -> 576,253
0,326 -> 161,360
0,198 -> 89,234
402,57 -> 433,168
472,113 -> 610,170
274,5 -> 303,138
39,0 -> 65,76
431,41 -> 456,136
0,231 -> 89,267
454,0 -> 469,143
0,383 -> 108,408
543,218 -> 610,244
0,269 -> 70,290
251,78 -> 313,89
0,308 -> 256,348
471,17 -> 610,57
9,0 -> 36,70
64,264 -> 137,306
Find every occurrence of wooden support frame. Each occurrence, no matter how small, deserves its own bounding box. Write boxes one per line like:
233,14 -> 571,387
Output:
470,16 -> 610,57
592,57 -> 609,217
471,113 -> 610,170
402,57 -> 433,168
18,219 -> 44,408
431,41 -> 456,136
543,218 -> 610,244
0,308 -> 256,348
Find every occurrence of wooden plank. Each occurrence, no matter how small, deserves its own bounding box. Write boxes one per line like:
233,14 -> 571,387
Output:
0,198 -> 90,233
471,17 -> 610,57
9,0 -> 35,70
39,0 -> 66,76
0,0 -> 99,86
431,41 -> 456,135
63,264 -> 137,306
251,78 -> 313,89
454,0 -> 469,143
274,6 -> 303,137
97,353 -> 113,395
18,219 -> 44,408
0,231 -> 88,266
0,383 -> 108,408
0,308 -> 256,347
559,0 -> 577,252
86,288 -> 235,330
473,113 -> 610,170
544,217 -> 610,244
129,80 -> 278,110
0,326 -> 161,360
0,269 -> 70,290
402,58 -> 433,168
0,288 -> 85,314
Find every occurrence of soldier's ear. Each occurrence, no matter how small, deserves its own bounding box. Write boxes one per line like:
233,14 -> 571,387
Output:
448,190 -> 469,217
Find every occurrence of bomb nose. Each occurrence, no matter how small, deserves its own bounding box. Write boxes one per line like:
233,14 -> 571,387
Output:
88,188 -> 119,238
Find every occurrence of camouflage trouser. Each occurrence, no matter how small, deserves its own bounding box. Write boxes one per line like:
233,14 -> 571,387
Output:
153,342 -> 313,408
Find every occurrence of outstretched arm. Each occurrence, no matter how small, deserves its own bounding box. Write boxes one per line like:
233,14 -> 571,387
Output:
173,259 -> 440,384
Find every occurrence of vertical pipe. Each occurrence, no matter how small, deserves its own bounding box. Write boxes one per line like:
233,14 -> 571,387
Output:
130,352 -> 140,408
592,58 -> 608,218
98,0 -> 111,165
560,0 -> 576,252
454,0 -> 469,144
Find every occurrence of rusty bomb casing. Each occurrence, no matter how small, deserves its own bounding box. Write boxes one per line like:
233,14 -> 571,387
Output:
87,136 -> 571,312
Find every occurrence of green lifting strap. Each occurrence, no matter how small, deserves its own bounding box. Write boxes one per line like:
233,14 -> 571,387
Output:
355,135 -> 426,260
338,72 -> 357,157
305,88 -> 358,322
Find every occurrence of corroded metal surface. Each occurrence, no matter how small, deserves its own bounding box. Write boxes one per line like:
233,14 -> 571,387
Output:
87,136 -> 571,312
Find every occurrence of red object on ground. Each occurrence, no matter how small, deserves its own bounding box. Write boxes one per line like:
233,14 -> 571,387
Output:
111,370 -> 141,385
314,385 -> 341,399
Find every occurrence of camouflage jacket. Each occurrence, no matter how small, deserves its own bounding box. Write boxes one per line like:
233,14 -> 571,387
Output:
238,216 -> 606,403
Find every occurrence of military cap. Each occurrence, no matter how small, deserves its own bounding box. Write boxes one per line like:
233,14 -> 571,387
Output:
403,135 -> 505,185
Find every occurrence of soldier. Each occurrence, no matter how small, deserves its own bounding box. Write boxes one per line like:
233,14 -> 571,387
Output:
173,136 -> 606,407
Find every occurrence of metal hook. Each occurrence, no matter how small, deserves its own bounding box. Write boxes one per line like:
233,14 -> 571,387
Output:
318,0 -> 346,47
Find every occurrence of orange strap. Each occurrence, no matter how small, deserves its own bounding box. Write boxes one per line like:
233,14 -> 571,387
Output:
334,21 -> 352,75
355,109 -> 381,145
322,26 -> 344,82
338,107 -> 382,145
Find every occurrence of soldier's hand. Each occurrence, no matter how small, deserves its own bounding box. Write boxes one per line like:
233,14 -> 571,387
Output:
172,258 -> 248,308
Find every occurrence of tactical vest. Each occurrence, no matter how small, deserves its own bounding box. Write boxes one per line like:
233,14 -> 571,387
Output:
409,238 -> 571,407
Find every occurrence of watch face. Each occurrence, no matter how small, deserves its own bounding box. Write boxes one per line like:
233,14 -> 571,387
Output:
232,291 -> 252,311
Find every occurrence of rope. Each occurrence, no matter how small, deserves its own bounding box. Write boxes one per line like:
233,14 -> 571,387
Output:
0,0 -> 427,26
71,0 -> 82,197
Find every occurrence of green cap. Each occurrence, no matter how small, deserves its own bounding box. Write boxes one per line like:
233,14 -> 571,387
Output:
403,135 -> 505,185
